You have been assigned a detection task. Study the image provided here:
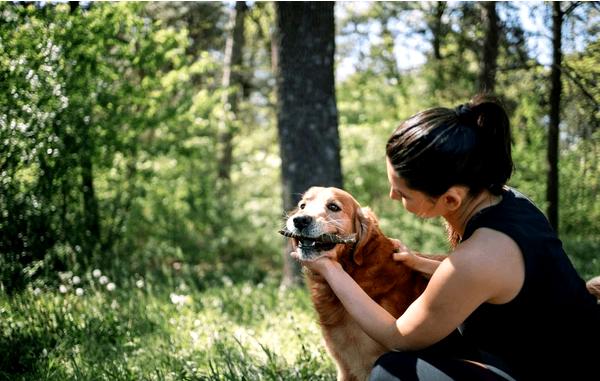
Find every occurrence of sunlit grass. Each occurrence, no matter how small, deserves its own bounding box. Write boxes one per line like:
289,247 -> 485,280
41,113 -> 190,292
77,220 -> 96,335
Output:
2,234 -> 598,381
0,271 -> 336,381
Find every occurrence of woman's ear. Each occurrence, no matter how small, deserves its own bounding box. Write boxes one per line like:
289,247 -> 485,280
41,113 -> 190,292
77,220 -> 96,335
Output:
440,186 -> 467,212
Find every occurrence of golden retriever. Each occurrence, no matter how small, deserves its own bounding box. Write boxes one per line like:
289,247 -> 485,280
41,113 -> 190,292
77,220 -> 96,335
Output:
280,186 -> 429,381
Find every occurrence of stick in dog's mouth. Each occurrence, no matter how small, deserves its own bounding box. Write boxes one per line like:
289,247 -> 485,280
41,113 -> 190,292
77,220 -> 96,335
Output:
278,228 -> 356,255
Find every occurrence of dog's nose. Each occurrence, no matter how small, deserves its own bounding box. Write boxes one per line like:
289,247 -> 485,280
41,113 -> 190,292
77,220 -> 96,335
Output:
293,215 -> 313,230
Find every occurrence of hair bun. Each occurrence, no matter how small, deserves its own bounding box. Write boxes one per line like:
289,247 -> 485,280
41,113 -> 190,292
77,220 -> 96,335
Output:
454,104 -> 477,127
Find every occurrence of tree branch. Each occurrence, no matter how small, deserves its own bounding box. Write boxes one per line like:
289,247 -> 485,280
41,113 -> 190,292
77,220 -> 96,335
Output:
559,63 -> 600,110
564,1 -> 582,16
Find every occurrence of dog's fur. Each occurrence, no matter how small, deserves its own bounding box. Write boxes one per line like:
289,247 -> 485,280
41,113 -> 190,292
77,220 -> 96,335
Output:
283,187 -> 429,381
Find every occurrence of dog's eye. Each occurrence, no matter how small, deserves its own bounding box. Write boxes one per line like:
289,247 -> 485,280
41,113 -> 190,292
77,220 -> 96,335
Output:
299,203 -> 306,210
327,203 -> 341,212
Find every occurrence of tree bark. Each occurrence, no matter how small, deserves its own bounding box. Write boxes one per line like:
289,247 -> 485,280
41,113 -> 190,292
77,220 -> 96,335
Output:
424,2 -> 447,92
430,2 -> 446,61
69,1 -> 79,13
80,147 -> 100,254
479,1 -> 499,93
275,2 -> 342,287
547,2 -> 562,233
217,1 -> 247,182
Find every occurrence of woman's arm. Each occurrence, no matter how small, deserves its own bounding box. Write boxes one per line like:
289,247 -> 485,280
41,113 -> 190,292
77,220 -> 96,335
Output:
393,252 -> 443,277
304,255 -> 466,351
294,228 -> 524,351
317,259 -> 409,350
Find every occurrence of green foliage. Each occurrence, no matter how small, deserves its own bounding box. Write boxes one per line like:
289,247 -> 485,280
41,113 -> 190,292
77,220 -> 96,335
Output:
0,3 -> 237,292
0,2 -> 202,290
0,2 -> 598,377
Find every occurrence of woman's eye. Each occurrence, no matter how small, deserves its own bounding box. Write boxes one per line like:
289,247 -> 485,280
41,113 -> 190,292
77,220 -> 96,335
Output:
299,203 -> 306,209
327,203 -> 341,212
396,190 -> 408,200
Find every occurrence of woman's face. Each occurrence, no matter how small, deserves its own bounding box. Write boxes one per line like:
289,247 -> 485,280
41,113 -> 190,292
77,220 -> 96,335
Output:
386,157 -> 440,218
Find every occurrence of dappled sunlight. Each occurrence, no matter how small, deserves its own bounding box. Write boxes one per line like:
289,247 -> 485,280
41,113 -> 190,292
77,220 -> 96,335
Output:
1,1 -> 598,379
1,273 -> 336,380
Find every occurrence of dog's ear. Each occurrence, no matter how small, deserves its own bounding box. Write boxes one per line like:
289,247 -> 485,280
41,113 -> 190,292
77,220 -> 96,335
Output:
352,207 -> 375,265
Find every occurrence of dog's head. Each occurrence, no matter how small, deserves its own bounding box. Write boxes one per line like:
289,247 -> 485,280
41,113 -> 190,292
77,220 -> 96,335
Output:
280,186 -> 376,264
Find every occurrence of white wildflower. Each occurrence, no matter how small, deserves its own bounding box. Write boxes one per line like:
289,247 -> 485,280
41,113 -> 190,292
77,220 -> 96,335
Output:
221,275 -> 233,287
169,293 -> 190,306
59,285 -> 68,293
72,276 -> 81,285
135,279 -> 145,288
106,282 -> 116,291
242,283 -> 252,296
75,288 -> 84,296
92,269 -> 101,278
99,275 -> 108,285
58,271 -> 72,281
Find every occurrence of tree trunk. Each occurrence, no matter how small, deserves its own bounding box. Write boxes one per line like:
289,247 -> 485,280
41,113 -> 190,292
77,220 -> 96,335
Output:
275,2 -> 342,287
431,1 -> 446,61
217,1 -> 247,182
80,148 -> 100,254
547,2 -> 562,233
478,1 -> 499,93
425,2 -> 446,93
69,1 -> 79,13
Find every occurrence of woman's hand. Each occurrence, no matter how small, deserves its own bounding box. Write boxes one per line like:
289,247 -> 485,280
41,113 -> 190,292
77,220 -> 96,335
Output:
390,238 -> 411,253
390,238 -> 443,277
393,251 -> 421,270
290,251 -> 341,276
390,238 -> 419,269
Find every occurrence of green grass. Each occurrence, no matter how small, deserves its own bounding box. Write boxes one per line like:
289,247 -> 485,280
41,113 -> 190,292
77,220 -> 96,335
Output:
0,271 -> 336,381
2,235 -> 597,381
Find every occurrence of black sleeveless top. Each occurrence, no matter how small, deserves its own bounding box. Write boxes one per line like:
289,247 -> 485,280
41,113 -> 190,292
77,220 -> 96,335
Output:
460,187 -> 600,380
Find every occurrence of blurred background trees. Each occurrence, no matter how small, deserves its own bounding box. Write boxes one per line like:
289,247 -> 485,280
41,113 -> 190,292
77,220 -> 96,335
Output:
1,1 -> 598,293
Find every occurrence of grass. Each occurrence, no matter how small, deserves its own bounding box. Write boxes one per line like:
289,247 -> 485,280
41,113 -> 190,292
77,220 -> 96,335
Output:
0,270 -> 336,381
1,235 -> 598,381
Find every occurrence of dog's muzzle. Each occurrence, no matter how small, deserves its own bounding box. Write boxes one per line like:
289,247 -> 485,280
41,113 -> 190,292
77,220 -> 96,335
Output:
278,227 -> 356,259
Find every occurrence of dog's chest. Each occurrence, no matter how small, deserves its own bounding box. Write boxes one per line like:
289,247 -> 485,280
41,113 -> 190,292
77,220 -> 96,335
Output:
324,318 -> 386,381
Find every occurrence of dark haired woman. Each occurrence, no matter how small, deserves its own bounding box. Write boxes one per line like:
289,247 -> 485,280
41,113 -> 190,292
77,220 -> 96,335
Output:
294,95 -> 600,380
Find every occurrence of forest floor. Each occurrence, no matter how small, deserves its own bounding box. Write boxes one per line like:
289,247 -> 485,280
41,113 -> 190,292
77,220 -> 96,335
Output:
0,273 -> 336,381
1,235 -> 598,380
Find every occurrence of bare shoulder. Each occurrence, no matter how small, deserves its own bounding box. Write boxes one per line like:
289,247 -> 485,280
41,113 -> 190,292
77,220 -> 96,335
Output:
394,228 -> 525,349
452,227 -> 525,304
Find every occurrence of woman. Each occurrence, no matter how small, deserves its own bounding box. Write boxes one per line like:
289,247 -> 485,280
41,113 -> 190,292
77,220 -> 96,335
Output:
294,95 -> 600,380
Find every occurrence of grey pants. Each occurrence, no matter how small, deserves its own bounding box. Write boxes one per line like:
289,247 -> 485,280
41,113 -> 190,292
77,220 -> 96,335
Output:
369,331 -> 517,381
